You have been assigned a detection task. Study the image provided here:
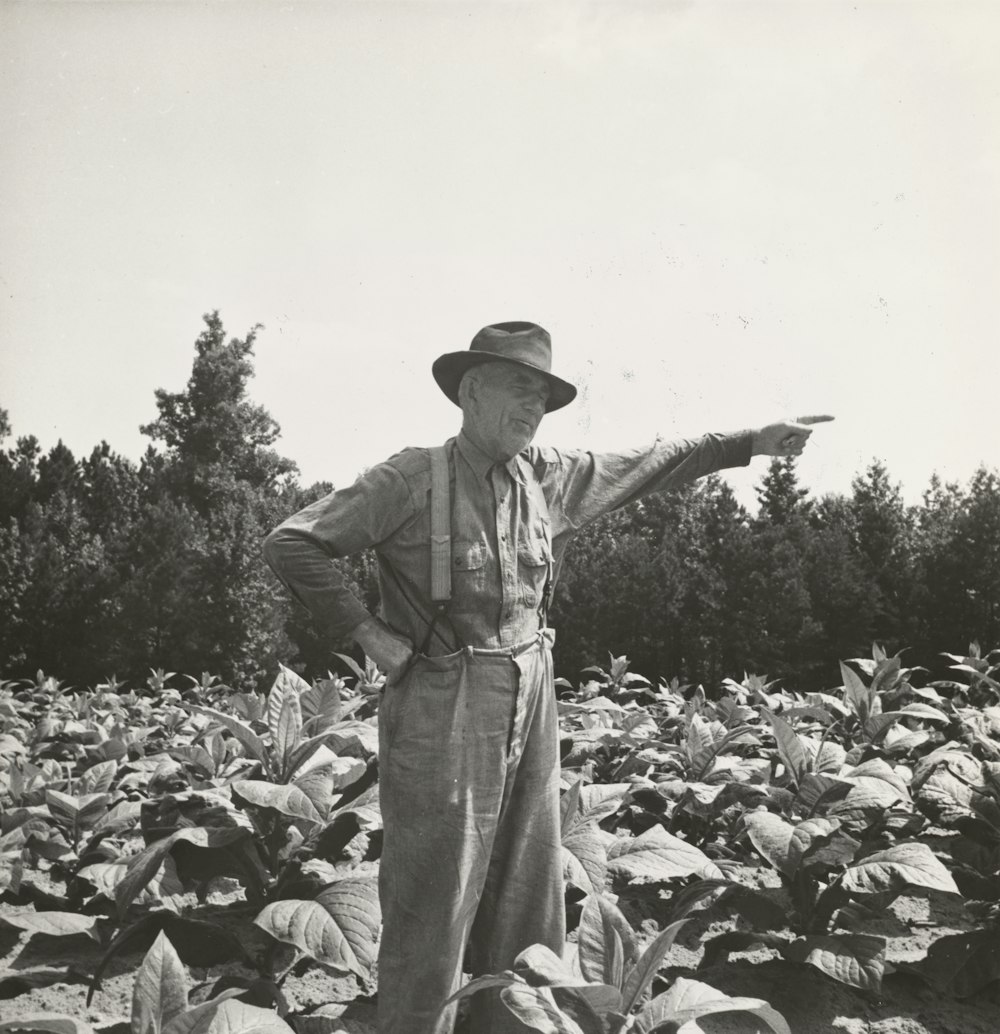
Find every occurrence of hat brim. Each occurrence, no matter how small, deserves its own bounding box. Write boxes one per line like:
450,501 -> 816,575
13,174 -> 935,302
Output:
432,351 -> 577,413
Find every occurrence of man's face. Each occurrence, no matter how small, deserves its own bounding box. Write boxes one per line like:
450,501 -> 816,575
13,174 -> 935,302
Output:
463,362 -> 551,461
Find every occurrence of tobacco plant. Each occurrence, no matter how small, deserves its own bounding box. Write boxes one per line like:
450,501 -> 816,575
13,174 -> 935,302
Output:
701,809 -> 959,991
447,892 -> 791,1034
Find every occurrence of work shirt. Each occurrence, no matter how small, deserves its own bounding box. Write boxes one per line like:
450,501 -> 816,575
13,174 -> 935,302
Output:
263,428 -> 753,654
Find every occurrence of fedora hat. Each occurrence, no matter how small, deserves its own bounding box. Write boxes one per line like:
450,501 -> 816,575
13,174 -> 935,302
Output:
432,321 -> 577,413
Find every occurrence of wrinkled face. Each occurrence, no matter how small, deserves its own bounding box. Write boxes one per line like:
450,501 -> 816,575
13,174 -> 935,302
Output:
459,361 -> 551,462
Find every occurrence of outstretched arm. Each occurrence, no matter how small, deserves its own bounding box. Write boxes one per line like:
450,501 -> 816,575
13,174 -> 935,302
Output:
752,414 -> 835,458
535,416 -> 835,544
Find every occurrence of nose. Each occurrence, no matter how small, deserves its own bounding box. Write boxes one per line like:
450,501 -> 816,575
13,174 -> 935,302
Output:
526,395 -> 546,419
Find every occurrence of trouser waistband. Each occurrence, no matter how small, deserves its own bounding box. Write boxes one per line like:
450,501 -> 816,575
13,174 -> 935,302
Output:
425,627 -> 555,662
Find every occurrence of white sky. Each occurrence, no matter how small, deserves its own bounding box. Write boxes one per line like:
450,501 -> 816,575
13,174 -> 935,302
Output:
2,1 -> 998,510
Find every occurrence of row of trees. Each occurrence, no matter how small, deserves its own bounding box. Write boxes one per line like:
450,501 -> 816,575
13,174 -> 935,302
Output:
2,313 -> 998,692
0,314 -> 335,688
553,458 -> 1000,690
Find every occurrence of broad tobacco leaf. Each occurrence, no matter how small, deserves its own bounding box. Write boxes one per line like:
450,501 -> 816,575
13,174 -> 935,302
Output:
551,986 -> 618,1034
882,726 -> 931,756
840,662 -> 874,722
607,826 -> 723,884
912,749 -> 981,826
329,782 -> 382,831
577,894 -> 638,987
512,942 -> 624,1023
560,778 -> 629,834
636,976 -> 791,1034
499,985 -> 587,1034
0,1019 -> 97,1034
840,842 -> 959,897
794,773 -> 852,816
686,719 -> 757,781
164,1000 -> 296,1034
81,855 -> 185,908
267,666 -> 310,739
273,693 -> 303,779
898,702 -> 950,724
0,827 -> 26,894
184,705 -> 268,771
562,826 -> 608,896
861,711 -> 907,744
514,943 -> 586,987
301,678 -> 344,734
291,743 -> 364,786
620,918 -> 688,1014
116,827 -> 266,919
831,757 -> 911,819
253,876 -> 380,979
781,932 -> 886,991
94,799 -> 143,836
323,720 -> 379,759
79,759 -> 118,794
168,744 -> 218,779
765,713 -> 809,788
743,811 -> 840,878
291,766 -> 335,823
0,910 -> 100,940
44,789 -> 110,831
328,755 -> 368,792
561,785 -> 611,847
131,930 -> 188,1034
232,780 -> 322,826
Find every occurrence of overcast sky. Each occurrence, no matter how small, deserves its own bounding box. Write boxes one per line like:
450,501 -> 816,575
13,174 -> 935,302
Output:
2,1 -> 997,510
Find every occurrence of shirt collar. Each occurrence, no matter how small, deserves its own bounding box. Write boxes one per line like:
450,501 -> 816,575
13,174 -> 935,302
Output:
455,430 -> 527,486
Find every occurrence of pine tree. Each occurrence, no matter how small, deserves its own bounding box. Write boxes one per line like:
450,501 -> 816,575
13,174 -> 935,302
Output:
136,312 -> 299,686
848,460 -> 916,646
755,457 -> 812,525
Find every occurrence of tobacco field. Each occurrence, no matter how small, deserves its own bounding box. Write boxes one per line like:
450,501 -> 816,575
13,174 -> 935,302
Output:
1,643 -> 999,1034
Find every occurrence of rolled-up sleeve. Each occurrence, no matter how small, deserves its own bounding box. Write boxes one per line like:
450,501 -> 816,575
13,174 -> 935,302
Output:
263,461 -> 415,640
542,430 -> 754,536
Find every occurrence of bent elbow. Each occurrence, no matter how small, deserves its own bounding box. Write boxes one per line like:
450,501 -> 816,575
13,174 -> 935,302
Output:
262,525 -> 289,577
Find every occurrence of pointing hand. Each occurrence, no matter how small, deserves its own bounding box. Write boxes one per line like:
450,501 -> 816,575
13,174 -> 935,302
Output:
752,415 -> 835,458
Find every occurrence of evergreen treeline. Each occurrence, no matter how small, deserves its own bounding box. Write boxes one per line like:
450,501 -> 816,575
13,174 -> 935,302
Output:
553,459 -> 1000,689
2,314 -> 998,692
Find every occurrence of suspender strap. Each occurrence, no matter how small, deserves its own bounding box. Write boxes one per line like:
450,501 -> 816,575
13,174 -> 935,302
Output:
539,556 -> 554,629
429,445 -> 452,605
419,444 -> 453,656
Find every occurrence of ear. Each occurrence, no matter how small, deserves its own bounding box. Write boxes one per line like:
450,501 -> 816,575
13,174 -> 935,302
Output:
458,368 -> 479,410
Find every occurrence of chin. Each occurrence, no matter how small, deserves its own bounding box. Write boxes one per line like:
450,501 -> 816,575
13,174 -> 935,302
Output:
496,438 -> 529,462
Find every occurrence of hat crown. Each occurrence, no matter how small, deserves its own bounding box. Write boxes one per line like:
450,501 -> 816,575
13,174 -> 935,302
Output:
469,322 -> 552,373
431,320 -> 576,412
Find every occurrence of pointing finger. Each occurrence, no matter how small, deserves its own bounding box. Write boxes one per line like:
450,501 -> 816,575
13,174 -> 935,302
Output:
794,414 -> 835,425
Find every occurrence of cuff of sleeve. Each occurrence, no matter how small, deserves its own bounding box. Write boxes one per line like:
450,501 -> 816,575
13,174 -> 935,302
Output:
320,598 -> 373,641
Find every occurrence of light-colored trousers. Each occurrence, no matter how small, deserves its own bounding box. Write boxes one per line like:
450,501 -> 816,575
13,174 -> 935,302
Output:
376,629 -> 565,1034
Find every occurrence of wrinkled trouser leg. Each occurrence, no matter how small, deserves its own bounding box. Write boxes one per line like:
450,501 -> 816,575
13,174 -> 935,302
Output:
377,632 -> 564,1034
467,641 -> 565,1032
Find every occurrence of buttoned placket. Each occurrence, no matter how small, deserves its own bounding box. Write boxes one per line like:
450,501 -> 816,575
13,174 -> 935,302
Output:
490,464 -> 519,648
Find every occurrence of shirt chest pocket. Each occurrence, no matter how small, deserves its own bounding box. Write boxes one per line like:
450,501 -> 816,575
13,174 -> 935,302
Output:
451,537 -> 487,596
517,538 -> 551,607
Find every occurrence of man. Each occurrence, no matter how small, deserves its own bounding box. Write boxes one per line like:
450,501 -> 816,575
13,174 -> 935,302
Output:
263,321 -> 832,1033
